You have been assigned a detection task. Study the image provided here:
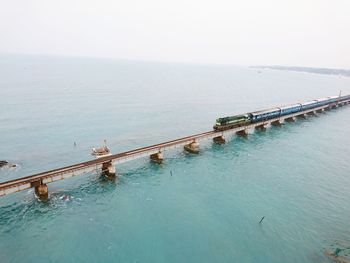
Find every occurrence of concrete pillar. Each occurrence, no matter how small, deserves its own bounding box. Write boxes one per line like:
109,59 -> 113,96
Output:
236,129 -> 248,137
150,151 -> 164,163
213,135 -> 225,144
102,161 -> 116,177
271,120 -> 282,126
255,124 -> 267,131
285,116 -> 296,122
184,140 -> 200,154
297,113 -> 306,118
35,183 -> 48,200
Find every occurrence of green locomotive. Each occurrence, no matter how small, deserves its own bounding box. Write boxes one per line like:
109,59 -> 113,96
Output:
213,94 -> 350,131
213,114 -> 251,131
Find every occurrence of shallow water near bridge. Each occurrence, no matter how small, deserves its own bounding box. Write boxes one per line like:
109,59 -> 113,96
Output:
1,55 -> 350,262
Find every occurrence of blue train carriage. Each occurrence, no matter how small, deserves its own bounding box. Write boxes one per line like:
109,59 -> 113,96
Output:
249,107 -> 281,123
213,114 -> 251,131
315,97 -> 331,107
301,100 -> 318,111
329,95 -> 339,102
279,103 -> 302,116
340,94 -> 350,102
326,96 -> 339,107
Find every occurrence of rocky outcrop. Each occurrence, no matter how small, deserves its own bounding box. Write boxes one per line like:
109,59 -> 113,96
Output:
0,160 -> 17,168
0,160 -> 8,167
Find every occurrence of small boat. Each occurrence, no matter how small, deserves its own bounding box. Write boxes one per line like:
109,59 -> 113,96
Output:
91,146 -> 111,158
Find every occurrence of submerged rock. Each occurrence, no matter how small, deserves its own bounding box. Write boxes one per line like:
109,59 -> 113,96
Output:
0,160 -> 18,168
325,250 -> 350,263
325,241 -> 350,263
0,160 -> 9,167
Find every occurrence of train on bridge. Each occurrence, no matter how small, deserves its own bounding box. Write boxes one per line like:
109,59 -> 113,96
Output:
214,95 -> 350,131
1,94 -> 349,200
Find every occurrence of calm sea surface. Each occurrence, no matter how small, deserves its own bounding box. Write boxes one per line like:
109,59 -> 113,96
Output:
1,55 -> 350,263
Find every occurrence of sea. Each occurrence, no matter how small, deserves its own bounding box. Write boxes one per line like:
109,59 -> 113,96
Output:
0,54 -> 350,263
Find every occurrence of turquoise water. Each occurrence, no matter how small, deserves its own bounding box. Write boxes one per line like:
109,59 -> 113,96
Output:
1,55 -> 350,262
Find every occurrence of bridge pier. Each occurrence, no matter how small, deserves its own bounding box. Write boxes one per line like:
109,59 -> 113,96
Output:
35,183 -> 48,200
316,108 -> 324,113
150,151 -> 164,163
285,116 -> 296,122
307,111 -> 316,115
255,124 -> 267,131
184,140 -> 200,154
297,113 -> 306,118
102,161 -> 116,177
271,119 -> 282,126
213,135 -> 225,144
236,129 -> 248,137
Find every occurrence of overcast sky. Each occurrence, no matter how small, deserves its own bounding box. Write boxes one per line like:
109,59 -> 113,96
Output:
0,0 -> 349,68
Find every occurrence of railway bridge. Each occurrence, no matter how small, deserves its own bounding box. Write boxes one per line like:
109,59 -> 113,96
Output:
1,98 -> 349,200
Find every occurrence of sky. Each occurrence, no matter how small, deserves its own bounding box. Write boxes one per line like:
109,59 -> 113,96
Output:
0,0 -> 349,68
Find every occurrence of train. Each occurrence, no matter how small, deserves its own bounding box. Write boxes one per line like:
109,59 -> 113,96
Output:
213,95 -> 350,131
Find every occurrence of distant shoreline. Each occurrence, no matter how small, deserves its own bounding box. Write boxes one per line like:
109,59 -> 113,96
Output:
252,66 -> 350,77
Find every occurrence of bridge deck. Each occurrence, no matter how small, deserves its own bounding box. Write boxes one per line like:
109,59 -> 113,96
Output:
1,100 -> 349,197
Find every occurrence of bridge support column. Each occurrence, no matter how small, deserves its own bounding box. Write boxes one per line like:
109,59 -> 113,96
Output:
236,129 -> 248,137
307,111 -> 316,115
285,116 -> 296,122
297,113 -> 306,118
102,161 -> 116,177
271,119 -> 282,126
255,124 -> 267,131
150,151 -> 164,163
35,183 -> 48,200
184,140 -> 199,154
316,108 -> 324,113
213,135 -> 225,144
